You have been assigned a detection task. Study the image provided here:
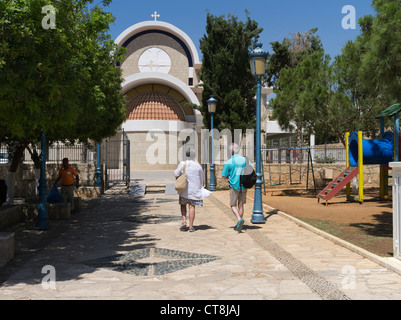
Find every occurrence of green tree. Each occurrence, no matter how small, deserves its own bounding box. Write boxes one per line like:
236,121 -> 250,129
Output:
268,30 -> 324,148
266,28 -> 323,88
271,40 -> 384,147
0,0 -> 126,200
360,0 -> 401,103
269,20 -> 394,148
331,36 -> 388,141
317,10 -> 393,144
271,51 -> 332,144
198,12 -> 263,133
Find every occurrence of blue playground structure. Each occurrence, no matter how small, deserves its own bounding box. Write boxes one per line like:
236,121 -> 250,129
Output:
317,103 -> 401,205
348,131 -> 395,167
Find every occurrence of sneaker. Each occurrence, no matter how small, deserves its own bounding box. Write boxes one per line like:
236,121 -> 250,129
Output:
180,223 -> 187,231
236,219 -> 244,232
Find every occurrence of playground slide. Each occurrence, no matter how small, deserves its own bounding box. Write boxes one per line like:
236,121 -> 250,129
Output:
318,131 -> 400,205
317,166 -> 359,206
348,131 -> 395,166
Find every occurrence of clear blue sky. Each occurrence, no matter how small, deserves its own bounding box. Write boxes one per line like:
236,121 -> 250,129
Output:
105,0 -> 375,60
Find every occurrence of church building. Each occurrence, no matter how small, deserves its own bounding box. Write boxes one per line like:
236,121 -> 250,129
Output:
113,14 -> 273,173
115,16 -> 204,170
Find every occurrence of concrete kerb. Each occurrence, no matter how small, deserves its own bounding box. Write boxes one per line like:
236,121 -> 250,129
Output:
247,195 -> 401,277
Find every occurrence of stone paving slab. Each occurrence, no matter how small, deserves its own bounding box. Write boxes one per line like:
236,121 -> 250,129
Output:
213,191 -> 401,300
1,185 -> 401,301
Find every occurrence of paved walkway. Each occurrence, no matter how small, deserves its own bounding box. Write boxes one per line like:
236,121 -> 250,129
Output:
1,180 -> 401,300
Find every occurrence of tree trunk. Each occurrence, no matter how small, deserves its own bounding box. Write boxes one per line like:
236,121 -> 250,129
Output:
7,140 -> 29,204
26,144 -> 41,195
6,172 -> 15,204
27,144 -> 41,169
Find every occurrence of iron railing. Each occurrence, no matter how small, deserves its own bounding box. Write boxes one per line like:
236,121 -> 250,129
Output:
219,144 -> 347,164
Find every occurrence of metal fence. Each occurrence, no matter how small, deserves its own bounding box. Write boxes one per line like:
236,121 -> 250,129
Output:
219,144 -> 347,164
0,138 -> 130,192
26,143 -> 97,164
0,143 -> 98,165
46,143 -> 97,164
312,146 -> 346,164
102,132 -> 130,189
0,141 -> 346,166
0,145 -> 8,163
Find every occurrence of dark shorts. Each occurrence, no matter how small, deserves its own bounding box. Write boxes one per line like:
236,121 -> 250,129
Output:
179,196 -> 203,207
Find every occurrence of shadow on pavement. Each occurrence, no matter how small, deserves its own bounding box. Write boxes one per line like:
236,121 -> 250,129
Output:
0,194 -> 168,286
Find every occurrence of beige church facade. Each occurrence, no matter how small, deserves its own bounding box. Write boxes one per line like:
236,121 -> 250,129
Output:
115,20 -> 204,170
114,18 -> 273,171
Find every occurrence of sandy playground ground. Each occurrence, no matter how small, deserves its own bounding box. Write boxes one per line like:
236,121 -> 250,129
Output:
260,187 -> 393,257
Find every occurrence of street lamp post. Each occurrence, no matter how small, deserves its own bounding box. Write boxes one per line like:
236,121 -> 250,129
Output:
249,44 -> 268,224
96,142 -> 101,188
208,96 -> 217,191
35,130 -> 50,230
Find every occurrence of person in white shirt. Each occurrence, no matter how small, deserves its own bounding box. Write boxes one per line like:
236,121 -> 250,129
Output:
174,148 -> 206,232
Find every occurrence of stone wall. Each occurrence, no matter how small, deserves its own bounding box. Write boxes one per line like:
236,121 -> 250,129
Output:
0,163 -> 99,199
206,163 -> 384,191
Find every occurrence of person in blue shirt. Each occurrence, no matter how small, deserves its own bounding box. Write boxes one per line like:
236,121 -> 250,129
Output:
221,143 -> 247,232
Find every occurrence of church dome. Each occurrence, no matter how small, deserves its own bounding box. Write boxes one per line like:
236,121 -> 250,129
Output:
126,91 -> 186,121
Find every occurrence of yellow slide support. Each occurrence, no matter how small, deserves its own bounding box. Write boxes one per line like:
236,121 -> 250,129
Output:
345,131 -> 363,203
358,131 -> 363,203
345,132 -> 351,200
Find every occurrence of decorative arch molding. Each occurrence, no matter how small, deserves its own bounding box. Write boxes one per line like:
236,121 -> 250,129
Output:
122,73 -> 201,117
115,21 -> 201,68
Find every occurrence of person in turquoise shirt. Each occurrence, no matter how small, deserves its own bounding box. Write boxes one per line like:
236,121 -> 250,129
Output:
221,143 -> 248,232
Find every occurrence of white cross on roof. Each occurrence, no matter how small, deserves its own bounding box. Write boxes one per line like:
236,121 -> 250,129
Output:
151,11 -> 160,21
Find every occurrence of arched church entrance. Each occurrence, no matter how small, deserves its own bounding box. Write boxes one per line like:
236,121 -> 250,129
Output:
122,82 -> 199,170
115,20 -> 204,171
